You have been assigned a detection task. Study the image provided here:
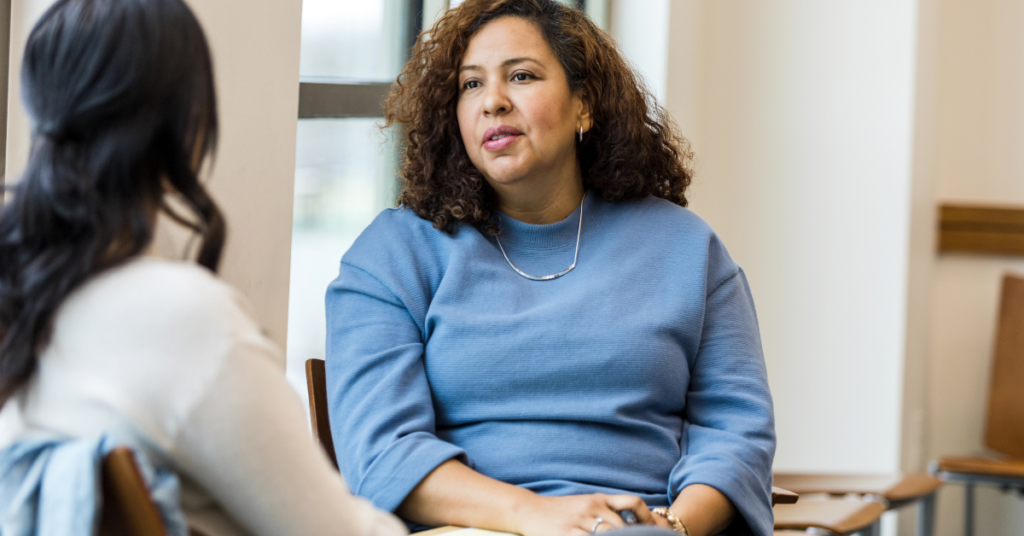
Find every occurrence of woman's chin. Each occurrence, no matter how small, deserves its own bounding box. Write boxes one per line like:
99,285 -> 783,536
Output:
481,169 -> 530,189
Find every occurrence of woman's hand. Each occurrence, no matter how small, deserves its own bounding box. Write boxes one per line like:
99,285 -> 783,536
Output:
513,493 -> 670,536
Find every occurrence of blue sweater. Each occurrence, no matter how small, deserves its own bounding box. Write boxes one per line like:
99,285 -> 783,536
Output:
325,192 -> 776,536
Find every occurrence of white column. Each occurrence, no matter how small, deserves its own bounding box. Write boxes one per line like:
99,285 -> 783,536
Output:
664,0 -> 919,474
609,0 -> 670,105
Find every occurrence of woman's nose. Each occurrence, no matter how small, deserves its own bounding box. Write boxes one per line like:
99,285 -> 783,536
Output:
483,83 -> 511,116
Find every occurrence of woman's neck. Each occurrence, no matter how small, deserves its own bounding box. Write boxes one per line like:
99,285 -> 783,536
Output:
495,173 -> 585,225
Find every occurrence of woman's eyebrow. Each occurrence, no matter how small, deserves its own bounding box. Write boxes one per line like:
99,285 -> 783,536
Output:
501,57 -> 540,68
459,57 -> 541,73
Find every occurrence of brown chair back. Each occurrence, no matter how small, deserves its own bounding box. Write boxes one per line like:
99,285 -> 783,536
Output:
985,274 -> 1024,459
99,447 -> 169,536
306,359 -> 339,470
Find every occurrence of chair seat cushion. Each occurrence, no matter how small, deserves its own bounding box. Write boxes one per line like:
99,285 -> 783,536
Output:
773,472 -> 941,504
774,498 -> 886,535
934,455 -> 1024,478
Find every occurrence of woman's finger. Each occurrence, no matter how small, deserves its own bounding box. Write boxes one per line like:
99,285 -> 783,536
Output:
603,495 -> 657,525
588,498 -> 626,533
592,512 -> 622,533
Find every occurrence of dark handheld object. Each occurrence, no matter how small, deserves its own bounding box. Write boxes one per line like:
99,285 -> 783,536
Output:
618,510 -> 638,525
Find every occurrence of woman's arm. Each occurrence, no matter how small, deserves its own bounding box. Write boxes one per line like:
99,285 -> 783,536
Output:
174,317 -> 408,536
400,459 -> 662,536
667,484 -> 736,536
667,266 -> 776,536
326,261 -> 468,512
397,459 -> 533,529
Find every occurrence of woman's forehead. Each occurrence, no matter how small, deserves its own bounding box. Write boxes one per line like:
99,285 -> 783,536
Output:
460,17 -> 556,70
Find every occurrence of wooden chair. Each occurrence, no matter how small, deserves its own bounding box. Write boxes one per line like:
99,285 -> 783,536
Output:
772,487 -> 799,505
99,447 -> 169,536
100,447 -> 208,536
930,273 -> 1024,536
773,497 -> 886,536
772,472 -> 940,536
306,358 -> 339,470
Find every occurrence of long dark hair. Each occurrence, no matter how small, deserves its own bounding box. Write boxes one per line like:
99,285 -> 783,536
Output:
0,0 -> 223,403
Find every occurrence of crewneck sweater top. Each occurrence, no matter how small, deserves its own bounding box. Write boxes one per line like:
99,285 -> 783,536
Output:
325,192 -> 776,536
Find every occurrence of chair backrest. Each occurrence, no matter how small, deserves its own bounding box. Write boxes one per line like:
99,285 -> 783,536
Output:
306,359 -> 339,470
99,447 -> 169,536
985,274 -> 1024,459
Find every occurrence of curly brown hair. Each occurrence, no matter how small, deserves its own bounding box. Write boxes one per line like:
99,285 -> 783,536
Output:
384,0 -> 693,234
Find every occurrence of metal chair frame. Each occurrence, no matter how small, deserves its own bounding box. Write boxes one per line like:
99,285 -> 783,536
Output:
929,466 -> 1024,536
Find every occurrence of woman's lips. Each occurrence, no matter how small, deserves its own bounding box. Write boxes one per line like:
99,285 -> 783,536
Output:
483,134 -> 520,152
482,125 -> 523,152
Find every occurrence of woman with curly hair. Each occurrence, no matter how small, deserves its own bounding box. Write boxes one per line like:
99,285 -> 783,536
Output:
325,1 -> 775,535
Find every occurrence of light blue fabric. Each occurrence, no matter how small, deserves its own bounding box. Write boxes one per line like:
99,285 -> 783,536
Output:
0,435 -> 188,536
326,192 -> 776,536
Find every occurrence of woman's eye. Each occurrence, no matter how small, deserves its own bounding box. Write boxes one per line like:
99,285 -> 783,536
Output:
463,80 -> 481,90
513,73 -> 533,82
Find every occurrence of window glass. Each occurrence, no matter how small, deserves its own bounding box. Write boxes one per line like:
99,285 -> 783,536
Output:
288,0 -> 408,399
299,0 -> 407,81
287,119 -> 397,395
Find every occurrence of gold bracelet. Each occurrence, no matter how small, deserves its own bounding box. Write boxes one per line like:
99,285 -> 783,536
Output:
651,507 -> 690,536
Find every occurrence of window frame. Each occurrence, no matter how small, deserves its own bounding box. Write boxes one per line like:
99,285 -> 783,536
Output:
295,0 -> 608,120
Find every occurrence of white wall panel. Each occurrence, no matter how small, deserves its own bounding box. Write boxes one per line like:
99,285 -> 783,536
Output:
662,0 -> 919,474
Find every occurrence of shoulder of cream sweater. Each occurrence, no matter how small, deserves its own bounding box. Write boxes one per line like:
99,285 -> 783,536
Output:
55,256 -> 260,342
44,256 -> 280,416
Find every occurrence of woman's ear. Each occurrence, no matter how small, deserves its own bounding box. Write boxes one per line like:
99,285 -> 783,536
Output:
574,90 -> 593,134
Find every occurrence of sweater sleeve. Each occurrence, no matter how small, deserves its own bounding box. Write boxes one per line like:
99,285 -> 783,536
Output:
325,261 -> 467,513
172,287 -> 408,536
667,268 -> 776,536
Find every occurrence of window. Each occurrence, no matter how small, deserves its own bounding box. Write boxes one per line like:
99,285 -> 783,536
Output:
286,0 -> 418,397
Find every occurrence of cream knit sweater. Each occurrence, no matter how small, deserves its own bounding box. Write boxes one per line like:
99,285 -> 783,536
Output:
0,257 -> 406,536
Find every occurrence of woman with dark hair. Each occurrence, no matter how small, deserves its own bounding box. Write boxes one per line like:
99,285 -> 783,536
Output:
0,1 -> 406,535
325,1 -> 775,535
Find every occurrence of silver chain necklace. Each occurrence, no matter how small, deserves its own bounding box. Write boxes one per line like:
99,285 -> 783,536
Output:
495,192 -> 585,281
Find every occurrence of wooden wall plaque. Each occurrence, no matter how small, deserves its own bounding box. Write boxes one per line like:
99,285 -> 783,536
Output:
939,204 -> 1024,255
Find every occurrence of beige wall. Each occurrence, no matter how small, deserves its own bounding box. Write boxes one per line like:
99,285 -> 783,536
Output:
4,0 -> 50,184
916,0 -> 1024,534
0,0 -> 10,187
4,0 -> 303,347
183,0 -> 302,347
